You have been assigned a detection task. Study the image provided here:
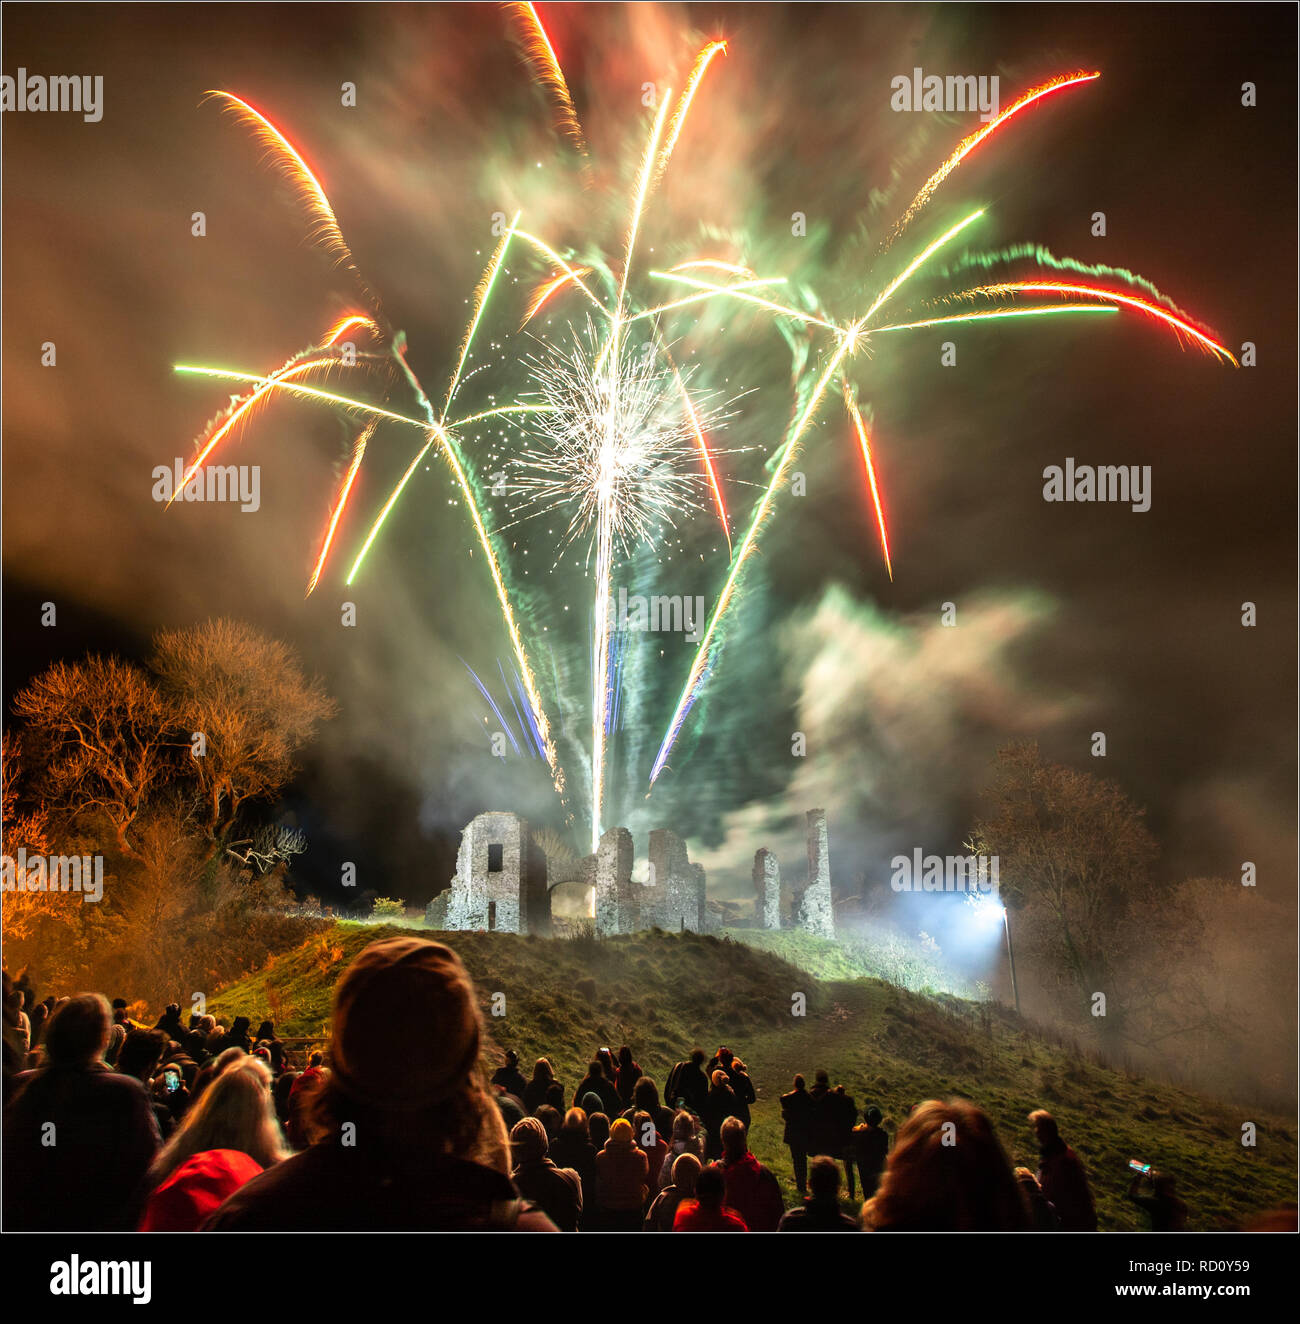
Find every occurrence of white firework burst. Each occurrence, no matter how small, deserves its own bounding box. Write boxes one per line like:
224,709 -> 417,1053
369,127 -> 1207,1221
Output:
511,318 -> 726,561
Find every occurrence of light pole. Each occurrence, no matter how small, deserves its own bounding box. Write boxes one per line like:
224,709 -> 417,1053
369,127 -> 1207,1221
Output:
1002,905 -> 1020,1016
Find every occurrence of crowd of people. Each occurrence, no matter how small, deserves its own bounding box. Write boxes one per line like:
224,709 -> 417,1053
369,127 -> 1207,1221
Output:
0,942 -> 1212,1232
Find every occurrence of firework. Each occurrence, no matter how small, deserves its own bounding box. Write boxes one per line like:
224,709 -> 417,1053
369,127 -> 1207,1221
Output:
173,22 -> 1234,855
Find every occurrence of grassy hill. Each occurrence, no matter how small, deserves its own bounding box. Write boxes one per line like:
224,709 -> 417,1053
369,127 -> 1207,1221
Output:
210,921 -> 1296,1231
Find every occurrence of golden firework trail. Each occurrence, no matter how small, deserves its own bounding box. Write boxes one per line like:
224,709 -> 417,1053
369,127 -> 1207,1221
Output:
892,71 -> 1101,238
203,91 -> 379,310
507,2 -> 589,161
307,419 -> 376,597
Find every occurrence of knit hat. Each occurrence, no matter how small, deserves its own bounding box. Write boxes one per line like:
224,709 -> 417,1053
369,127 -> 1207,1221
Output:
510,1115 -> 549,1162
608,1117 -> 635,1145
140,1149 -> 263,1232
329,937 -> 481,1111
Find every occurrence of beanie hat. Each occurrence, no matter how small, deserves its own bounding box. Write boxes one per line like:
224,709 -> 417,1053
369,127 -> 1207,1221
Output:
510,1115 -> 549,1162
329,937 -> 480,1111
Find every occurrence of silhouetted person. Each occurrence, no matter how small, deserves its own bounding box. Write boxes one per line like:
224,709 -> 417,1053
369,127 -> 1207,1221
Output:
574,1059 -> 621,1116
702,1070 -> 739,1159
491,1049 -> 528,1101
510,1117 -> 582,1231
778,1155 -> 861,1230
665,1048 -> 709,1115
830,1084 -> 857,1194
1015,1166 -> 1060,1230
850,1106 -> 890,1199
4,993 -> 160,1229
523,1057 -> 558,1115
672,1163 -> 748,1231
1029,1109 -> 1097,1231
550,1109 -> 598,1225
862,1099 -> 1029,1231
621,1076 -> 675,1139
718,1116 -> 784,1231
1128,1170 -> 1187,1231
615,1045 -> 641,1105
780,1074 -> 815,1195
729,1057 -> 756,1130
645,1152 -> 701,1230
594,1116 -> 648,1231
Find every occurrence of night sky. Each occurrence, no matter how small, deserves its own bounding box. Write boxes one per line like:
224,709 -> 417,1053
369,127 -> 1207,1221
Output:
3,3 -> 1295,955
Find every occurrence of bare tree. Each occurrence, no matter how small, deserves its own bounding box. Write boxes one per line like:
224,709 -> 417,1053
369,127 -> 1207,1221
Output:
970,741 -> 1195,1049
11,657 -> 175,860
150,619 -> 337,843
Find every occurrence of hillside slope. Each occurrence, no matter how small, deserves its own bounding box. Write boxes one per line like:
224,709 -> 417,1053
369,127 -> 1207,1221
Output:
210,922 -> 1296,1230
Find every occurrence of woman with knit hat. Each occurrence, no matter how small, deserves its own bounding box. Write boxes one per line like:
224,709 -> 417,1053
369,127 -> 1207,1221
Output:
203,936 -> 556,1230
594,1116 -> 649,1231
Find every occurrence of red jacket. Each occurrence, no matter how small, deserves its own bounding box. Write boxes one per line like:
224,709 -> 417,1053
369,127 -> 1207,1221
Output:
721,1151 -> 784,1232
672,1199 -> 748,1231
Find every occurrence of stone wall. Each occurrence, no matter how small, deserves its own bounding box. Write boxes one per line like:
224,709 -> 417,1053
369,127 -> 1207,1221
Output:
752,848 -> 781,929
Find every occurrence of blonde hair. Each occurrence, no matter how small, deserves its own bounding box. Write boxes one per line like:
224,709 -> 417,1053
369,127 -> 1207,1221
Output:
148,1055 -> 288,1191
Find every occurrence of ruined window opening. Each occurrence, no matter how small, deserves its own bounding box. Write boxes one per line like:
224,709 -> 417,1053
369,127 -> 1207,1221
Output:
488,900 -> 497,931
487,843 -> 504,872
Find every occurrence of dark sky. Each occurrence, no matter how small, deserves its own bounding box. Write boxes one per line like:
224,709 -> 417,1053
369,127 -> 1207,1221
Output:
3,4 -> 1295,942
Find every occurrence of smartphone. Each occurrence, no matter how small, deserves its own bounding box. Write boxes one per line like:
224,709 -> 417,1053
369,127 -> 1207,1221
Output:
164,1069 -> 181,1094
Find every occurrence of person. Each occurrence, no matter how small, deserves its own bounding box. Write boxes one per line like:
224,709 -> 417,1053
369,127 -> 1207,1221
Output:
491,1049 -> 528,1101
830,1084 -> 858,1194
4,993 -> 160,1230
588,1112 -> 611,1153
850,1106 -> 890,1200
203,936 -> 556,1230
807,1069 -> 836,1158
645,1152 -> 701,1231
706,1045 -> 736,1079
225,1016 -> 253,1054
595,1046 -> 619,1088
1015,1166 -> 1060,1230
510,1116 -> 583,1231
273,1070 -> 300,1126
13,987 -> 31,1057
594,1116 -> 649,1230
140,1056 -> 288,1228
523,1057 -> 558,1115
1128,1170 -> 1188,1231
254,1021 -> 285,1074
549,1108 -> 598,1215
778,1155 -> 861,1230
729,1058 -> 756,1130
717,1116 -> 784,1231
659,1109 -> 707,1188
672,1163 -> 748,1231
862,1099 -> 1029,1231
621,1076 -> 675,1140
535,1104 -> 562,1143
615,1045 -> 641,1105
665,1048 -> 709,1116
117,1028 -> 173,1139
573,1059 -> 621,1116
1029,1109 -> 1098,1231
631,1108 -> 669,1189
780,1074 -> 815,1195
701,1069 -> 739,1159
140,1149 -> 265,1232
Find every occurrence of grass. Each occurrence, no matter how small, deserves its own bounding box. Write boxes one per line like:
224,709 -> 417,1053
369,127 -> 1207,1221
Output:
209,920 -> 1296,1231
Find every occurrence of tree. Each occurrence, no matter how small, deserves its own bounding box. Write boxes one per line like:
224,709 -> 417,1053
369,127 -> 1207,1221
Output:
150,619 -> 337,844
969,742 -> 1198,1049
12,656 -> 175,860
